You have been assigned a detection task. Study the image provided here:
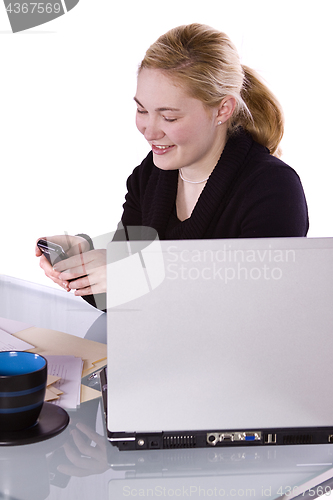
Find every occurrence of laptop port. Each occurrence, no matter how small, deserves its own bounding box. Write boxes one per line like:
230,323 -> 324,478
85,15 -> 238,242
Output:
149,440 -> 160,449
264,433 -> 277,444
207,432 -> 261,446
245,434 -> 256,441
207,433 -> 220,446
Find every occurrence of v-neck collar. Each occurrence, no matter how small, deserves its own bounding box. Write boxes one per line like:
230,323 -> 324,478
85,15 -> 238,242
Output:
143,129 -> 253,240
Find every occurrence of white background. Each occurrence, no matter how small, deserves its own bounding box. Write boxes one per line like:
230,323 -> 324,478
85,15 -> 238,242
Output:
0,0 -> 332,288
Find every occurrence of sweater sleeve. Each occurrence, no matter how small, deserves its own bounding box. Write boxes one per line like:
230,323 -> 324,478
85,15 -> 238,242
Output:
120,167 -> 143,226
120,152 -> 155,228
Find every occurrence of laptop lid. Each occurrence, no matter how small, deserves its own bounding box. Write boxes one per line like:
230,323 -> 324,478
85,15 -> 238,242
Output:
106,235 -> 333,450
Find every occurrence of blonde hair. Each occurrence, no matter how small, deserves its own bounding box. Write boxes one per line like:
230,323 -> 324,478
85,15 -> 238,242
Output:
139,24 -> 284,157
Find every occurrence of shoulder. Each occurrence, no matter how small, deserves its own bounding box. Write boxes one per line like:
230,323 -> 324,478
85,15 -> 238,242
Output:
223,129 -> 305,197
224,130 -> 309,236
231,131 -> 303,192
241,144 -> 308,236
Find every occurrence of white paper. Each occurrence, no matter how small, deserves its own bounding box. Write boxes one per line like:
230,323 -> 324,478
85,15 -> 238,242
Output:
0,317 -> 33,334
0,328 -> 35,352
45,355 -> 83,409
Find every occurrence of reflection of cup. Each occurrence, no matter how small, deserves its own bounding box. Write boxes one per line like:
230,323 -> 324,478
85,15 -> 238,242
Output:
0,351 -> 47,432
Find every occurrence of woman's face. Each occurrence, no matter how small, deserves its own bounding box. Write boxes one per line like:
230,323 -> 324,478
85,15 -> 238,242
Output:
135,68 -> 225,176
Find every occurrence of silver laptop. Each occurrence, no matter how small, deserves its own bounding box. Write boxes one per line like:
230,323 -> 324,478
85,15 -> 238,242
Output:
103,234 -> 333,451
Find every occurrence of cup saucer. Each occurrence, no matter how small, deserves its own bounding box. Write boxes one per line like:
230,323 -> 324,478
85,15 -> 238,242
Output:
0,403 -> 69,446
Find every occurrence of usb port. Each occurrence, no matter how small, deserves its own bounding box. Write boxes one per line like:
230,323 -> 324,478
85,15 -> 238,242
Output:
264,433 -> 277,444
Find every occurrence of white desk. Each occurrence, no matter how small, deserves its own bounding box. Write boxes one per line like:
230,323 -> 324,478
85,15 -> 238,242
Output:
1,275 -> 333,500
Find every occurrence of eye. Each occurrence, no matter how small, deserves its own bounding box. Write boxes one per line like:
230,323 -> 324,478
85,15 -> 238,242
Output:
136,108 -> 148,115
163,117 -> 177,122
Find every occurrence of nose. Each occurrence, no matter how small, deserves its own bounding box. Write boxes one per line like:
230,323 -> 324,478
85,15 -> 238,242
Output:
140,117 -> 165,142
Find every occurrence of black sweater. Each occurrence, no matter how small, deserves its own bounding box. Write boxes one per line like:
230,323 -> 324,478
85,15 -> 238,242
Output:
84,129 -> 308,310
121,129 -> 309,239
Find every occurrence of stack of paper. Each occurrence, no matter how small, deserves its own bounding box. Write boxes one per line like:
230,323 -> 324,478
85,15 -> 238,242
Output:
45,355 -> 83,409
46,374 -> 63,402
0,318 -> 107,407
0,328 -> 34,352
15,327 -> 107,375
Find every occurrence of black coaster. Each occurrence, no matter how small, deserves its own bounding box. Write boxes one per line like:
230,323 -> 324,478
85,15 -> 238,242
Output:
0,403 -> 70,446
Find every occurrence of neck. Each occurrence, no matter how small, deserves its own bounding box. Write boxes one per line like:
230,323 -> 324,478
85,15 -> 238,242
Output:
179,169 -> 209,184
179,131 -> 227,183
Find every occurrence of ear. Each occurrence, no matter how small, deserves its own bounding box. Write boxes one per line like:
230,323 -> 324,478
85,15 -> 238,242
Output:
216,97 -> 237,125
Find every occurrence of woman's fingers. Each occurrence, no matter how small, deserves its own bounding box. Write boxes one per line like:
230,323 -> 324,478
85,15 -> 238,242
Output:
36,236 -> 106,296
38,254 -> 70,290
36,235 -> 90,291
54,250 -> 107,295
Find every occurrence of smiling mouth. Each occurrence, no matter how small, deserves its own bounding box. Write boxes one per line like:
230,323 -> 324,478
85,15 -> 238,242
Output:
151,144 -> 175,154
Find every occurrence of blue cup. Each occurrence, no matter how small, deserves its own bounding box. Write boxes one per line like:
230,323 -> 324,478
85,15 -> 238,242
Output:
0,351 -> 47,432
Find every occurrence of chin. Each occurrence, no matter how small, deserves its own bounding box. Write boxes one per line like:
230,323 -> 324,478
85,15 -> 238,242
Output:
153,157 -> 179,172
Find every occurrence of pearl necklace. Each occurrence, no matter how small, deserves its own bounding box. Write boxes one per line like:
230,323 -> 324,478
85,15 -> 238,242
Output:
179,168 -> 209,184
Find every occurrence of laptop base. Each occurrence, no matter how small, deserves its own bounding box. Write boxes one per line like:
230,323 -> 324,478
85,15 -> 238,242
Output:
100,367 -> 333,451
107,428 -> 333,451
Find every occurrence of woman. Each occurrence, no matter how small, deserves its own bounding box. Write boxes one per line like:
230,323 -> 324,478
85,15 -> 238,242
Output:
35,23 -> 308,304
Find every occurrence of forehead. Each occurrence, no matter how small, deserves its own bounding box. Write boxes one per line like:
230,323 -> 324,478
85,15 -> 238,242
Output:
136,68 -> 192,107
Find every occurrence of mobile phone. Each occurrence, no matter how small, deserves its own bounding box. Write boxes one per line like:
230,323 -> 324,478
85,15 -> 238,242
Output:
37,239 -> 69,266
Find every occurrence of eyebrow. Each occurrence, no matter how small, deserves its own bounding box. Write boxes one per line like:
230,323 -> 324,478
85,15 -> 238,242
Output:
133,97 -> 181,112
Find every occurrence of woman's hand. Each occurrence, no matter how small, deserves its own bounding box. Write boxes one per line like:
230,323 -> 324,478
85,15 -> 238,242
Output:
53,249 -> 107,296
35,235 -> 91,292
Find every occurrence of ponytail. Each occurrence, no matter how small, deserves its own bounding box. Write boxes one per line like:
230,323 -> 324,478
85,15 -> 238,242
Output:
236,65 -> 284,157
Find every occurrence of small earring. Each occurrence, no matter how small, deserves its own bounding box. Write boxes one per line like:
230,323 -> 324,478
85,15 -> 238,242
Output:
217,121 -> 222,125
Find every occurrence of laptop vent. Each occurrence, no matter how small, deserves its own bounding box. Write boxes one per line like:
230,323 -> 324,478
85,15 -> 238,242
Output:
163,435 -> 197,449
282,434 -> 313,445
